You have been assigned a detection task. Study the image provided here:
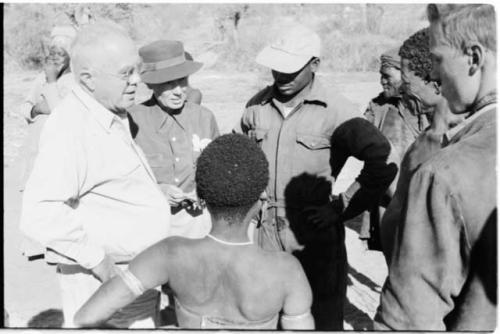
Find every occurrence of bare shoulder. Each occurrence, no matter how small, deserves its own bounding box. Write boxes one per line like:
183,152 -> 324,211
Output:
260,250 -> 303,276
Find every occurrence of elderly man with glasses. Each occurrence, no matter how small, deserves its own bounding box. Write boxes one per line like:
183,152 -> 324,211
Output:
20,22 -> 171,328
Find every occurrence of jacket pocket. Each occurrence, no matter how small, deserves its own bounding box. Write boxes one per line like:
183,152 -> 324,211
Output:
249,128 -> 268,144
296,133 -> 331,150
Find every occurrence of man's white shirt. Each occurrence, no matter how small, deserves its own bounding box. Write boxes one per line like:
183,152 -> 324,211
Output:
20,84 -> 171,269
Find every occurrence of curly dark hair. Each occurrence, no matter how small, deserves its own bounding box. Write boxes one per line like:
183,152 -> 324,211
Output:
196,134 -> 269,213
399,28 -> 433,81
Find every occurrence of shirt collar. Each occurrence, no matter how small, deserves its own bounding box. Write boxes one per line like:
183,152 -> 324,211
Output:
444,103 -> 497,142
72,84 -> 122,132
150,95 -> 192,131
260,75 -> 329,108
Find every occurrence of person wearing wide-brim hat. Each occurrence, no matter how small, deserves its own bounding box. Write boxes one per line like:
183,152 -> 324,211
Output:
129,40 -> 219,240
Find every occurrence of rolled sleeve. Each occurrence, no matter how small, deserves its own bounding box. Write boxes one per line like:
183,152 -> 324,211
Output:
20,113 -> 105,269
375,168 -> 467,330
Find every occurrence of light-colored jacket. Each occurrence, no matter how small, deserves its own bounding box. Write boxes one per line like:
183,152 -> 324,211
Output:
20,85 -> 171,269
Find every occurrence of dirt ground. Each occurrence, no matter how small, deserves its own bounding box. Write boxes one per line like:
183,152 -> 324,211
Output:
3,70 -> 387,329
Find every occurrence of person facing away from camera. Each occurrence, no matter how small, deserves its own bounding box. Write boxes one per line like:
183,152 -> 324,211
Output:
360,46 -> 429,250
74,134 -> 314,330
234,23 -> 397,330
20,22 -> 171,328
129,40 -> 219,240
379,27 -> 465,263
375,4 -> 496,330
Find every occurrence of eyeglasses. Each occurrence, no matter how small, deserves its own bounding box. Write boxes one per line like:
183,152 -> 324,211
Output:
95,64 -> 141,81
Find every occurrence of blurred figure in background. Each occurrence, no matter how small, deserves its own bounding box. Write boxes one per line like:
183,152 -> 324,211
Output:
361,47 -> 428,250
18,25 -> 77,190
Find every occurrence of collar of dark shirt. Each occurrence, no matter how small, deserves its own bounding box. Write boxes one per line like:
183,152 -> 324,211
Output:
259,75 -> 328,109
146,95 -> 194,131
72,84 -> 119,133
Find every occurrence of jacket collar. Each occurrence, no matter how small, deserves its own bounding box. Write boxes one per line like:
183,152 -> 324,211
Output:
444,103 -> 496,144
259,75 -> 328,108
72,84 -> 124,133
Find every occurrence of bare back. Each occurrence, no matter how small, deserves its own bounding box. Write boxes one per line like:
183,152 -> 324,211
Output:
164,236 -> 303,324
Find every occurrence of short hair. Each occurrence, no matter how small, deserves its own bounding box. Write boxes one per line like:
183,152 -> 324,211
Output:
196,134 -> 269,219
399,28 -> 433,81
70,21 -> 132,75
427,4 -> 496,53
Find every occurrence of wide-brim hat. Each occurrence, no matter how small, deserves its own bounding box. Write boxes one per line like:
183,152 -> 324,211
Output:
256,24 -> 321,74
139,40 -> 202,84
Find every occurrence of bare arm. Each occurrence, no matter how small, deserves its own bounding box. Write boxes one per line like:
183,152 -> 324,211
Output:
74,239 -> 171,327
280,256 -> 314,330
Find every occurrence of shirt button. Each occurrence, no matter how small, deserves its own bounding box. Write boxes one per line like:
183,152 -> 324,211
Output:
172,137 -> 176,142
175,157 -> 180,162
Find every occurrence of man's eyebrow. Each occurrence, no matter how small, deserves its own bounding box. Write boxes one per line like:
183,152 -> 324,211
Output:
117,65 -> 134,73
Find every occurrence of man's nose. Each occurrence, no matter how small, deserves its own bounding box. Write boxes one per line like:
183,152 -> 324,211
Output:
128,71 -> 141,85
272,70 -> 293,83
172,85 -> 183,95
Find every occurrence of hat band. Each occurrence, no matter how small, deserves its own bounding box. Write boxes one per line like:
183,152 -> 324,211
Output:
141,54 -> 186,72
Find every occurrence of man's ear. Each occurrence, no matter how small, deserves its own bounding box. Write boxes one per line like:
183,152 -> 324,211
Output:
467,43 -> 485,76
310,57 -> 321,73
78,68 -> 96,92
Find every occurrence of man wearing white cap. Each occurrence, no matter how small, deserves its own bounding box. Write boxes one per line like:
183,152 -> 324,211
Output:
235,24 -> 397,329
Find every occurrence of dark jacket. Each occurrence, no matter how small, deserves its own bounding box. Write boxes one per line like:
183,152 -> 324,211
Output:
375,107 -> 497,331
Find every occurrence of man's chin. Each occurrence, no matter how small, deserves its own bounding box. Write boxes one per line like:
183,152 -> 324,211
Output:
166,101 -> 185,110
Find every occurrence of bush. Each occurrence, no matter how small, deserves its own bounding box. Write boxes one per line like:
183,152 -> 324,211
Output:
4,3 -> 427,73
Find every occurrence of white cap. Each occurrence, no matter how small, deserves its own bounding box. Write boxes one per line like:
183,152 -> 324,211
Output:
256,24 -> 321,74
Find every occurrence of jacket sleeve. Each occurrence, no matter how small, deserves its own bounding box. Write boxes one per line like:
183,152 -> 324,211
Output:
208,111 -> 220,139
19,112 -> 105,269
330,117 -> 398,220
19,73 -> 46,123
374,168 -> 468,330
363,102 -> 376,124
232,107 -> 254,135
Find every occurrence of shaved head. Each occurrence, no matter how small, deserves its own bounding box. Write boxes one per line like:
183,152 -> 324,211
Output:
69,21 -> 141,114
70,21 -> 136,78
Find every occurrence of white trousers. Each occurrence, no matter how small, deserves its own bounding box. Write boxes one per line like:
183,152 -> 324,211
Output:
57,263 -> 160,328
